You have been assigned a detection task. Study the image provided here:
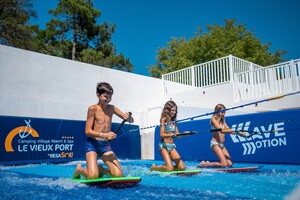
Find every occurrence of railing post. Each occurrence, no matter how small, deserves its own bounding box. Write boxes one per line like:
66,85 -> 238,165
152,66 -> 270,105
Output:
250,62 -> 254,99
290,60 -> 298,91
296,61 -> 300,91
162,74 -> 167,96
229,55 -> 234,82
191,66 -> 195,87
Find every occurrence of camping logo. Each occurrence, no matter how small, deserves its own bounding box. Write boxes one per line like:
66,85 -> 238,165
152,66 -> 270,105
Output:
5,119 -> 39,152
4,119 -> 74,160
230,121 -> 286,155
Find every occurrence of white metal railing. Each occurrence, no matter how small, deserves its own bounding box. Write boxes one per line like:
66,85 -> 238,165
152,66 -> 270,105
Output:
162,55 -> 299,101
235,59 -> 300,101
162,55 -> 263,95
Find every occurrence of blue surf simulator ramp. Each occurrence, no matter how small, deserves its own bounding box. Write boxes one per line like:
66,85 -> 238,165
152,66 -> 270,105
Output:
0,116 -> 140,165
155,109 -> 300,164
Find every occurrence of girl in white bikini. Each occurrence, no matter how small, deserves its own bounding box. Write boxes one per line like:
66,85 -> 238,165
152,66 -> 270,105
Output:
197,104 -> 246,168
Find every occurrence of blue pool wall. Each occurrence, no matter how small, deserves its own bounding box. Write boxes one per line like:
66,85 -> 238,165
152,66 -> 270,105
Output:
155,109 -> 300,164
0,116 -> 140,165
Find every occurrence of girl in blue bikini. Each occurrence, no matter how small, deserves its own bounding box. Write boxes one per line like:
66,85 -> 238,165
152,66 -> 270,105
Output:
197,104 -> 246,168
150,100 -> 186,172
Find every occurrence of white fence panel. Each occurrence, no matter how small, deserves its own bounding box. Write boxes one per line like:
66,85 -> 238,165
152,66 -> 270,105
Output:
235,59 -> 300,101
163,55 -> 299,100
162,55 -> 256,95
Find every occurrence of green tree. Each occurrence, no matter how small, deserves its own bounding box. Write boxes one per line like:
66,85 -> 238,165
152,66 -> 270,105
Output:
149,19 -> 287,78
35,0 -> 133,72
0,0 -> 37,50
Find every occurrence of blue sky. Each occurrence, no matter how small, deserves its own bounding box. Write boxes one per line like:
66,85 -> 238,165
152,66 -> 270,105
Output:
31,0 -> 300,77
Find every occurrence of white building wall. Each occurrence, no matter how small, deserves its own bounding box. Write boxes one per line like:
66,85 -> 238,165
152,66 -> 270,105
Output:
164,83 -> 248,118
0,45 -> 163,120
